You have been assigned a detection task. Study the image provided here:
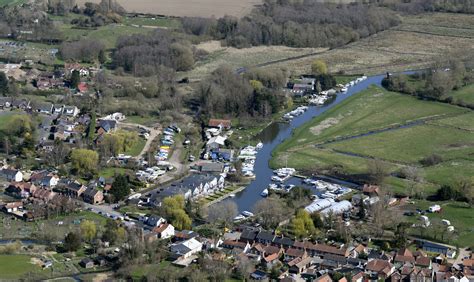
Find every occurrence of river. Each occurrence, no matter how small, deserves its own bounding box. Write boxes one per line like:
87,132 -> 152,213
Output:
227,73 -> 390,212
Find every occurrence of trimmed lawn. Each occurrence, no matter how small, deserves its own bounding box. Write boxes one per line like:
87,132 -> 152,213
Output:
99,167 -> 131,178
125,115 -> 158,126
0,255 -> 39,279
0,112 -> 25,131
123,17 -> 181,28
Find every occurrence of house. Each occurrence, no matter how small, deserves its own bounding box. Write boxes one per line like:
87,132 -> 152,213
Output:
394,248 -> 416,264
77,82 -> 88,93
37,175 -> 60,188
0,169 -> 23,182
206,135 -> 227,150
272,235 -> 294,249
63,181 -> 87,198
289,256 -> 313,274
350,244 -> 367,258
285,247 -> 307,261
174,230 -> 199,241
145,216 -> 165,227
79,258 -> 94,269
6,182 -> 37,198
315,274 -> 333,282
63,106 -> 80,117
97,120 -> 117,134
35,103 -> 54,114
2,201 -> 23,213
208,119 -> 231,130
82,188 -> 104,204
255,230 -> 275,245
362,184 -> 380,196
11,99 -> 30,110
417,239 -> 457,259
198,162 -> 224,173
32,188 -> 56,202
52,105 -> 63,114
365,259 -> 394,280
152,223 -> 175,239
221,240 -> 251,254
170,238 -> 203,259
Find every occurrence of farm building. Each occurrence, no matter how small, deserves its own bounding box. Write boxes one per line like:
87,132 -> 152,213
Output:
320,200 -> 352,216
304,199 -> 334,213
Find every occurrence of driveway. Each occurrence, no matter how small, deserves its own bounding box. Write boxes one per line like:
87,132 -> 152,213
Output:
117,121 -> 161,159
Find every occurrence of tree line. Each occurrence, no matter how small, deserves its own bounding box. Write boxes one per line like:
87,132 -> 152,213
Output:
112,29 -> 195,76
181,0 -> 400,48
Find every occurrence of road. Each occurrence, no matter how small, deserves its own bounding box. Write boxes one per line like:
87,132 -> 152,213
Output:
449,247 -> 470,266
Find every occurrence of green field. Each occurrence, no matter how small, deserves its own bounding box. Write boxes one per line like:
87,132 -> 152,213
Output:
405,201 -> 474,247
0,0 -> 27,6
447,84 -> 474,104
125,137 -> 146,157
0,112 -> 25,131
99,167 -> 131,178
123,17 -> 181,28
0,255 -> 39,279
272,85 -> 474,194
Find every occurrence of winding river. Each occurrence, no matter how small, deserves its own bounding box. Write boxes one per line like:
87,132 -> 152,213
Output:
228,73 -> 391,212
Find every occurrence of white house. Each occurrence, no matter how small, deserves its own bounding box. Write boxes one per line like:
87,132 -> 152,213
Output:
0,169 -> 23,182
170,238 -> 203,259
153,223 -> 175,239
206,135 -> 227,150
63,106 -> 80,117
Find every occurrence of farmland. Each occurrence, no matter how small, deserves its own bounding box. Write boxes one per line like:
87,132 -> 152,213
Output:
0,255 -> 39,279
272,85 -> 474,195
76,0 -> 261,18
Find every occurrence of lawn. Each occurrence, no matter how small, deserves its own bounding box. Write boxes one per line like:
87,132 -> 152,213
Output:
0,255 -> 39,279
125,115 -> 159,126
99,167 -> 131,178
0,112 -> 21,131
428,112 -> 474,131
125,137 -> 146,157
0,0 -> 27,6
123,16 -> 181,28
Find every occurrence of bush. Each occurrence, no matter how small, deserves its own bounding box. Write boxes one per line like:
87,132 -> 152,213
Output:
436,185 -> 462,201
420,154 -> 443,166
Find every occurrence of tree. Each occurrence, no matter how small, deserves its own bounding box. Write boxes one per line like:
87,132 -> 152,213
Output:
394,222 -> 410,248
0,71 -> 9,96
161,195 -> 192,230
110,174 -> 130,202
254,197 -> 289,229
102,219 -> 118,244
207,201 -> 238,227
367,159 -> 389,185
70,70 -> 80,89
358,198 -> 366,219
80,220 -> 97,242
458,178 -> 474,207
64,232 -> 81,252
291,209 -> 316,238
98,49 -> 107,64
70,149 -> 99,176
311,212 -> 324,229
311,60 -> 328,76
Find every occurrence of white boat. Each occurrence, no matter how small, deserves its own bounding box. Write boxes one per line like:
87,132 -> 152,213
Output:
268,183 -> 278,190
341,87 -> 348,92
271,176 -> 284,182
256,142 -> 263,149
242,211 -> 254,217
233,215 -> 246,222
229,193 -> 236,198
261,189 -> 269,197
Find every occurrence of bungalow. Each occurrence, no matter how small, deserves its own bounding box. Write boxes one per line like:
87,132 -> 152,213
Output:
0,169 -> 23,182
198,162 -> 224,173
208,119 -> 231,130
82,188 -> 104,204
152,223 -> 175,239
170,238 -> 203,260
52,104 -> 63,115
145,216 -> 165,227
206,135 -> 227,150
11,99 -> 30,110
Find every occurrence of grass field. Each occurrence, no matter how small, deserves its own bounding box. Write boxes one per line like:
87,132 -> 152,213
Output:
76,0 -> 261,18
99,167 -> 131,178
125,137 -> 147,156
0,0 -> 27,6
0,112 -> 26,131
123,16 -> 181,28
0,255 -> 39,279
447,84 -> 474,104
405,200 -> 474,247
272,86 -> 474,195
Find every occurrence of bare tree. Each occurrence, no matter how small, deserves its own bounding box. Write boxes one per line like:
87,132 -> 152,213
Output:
253,197 -> 289,229
207,201 -> 238,227
367,159 -> 390,185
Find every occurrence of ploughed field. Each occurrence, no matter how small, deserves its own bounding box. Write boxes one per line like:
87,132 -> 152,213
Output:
271,85 -> 474,196
76,0 -> 262,18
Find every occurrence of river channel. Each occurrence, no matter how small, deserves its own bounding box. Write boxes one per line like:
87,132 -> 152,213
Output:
228,73 -> 391,212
